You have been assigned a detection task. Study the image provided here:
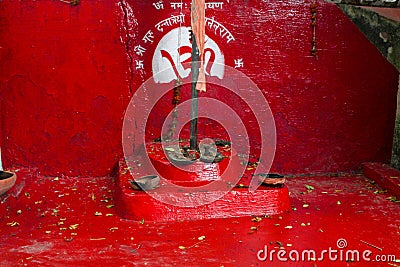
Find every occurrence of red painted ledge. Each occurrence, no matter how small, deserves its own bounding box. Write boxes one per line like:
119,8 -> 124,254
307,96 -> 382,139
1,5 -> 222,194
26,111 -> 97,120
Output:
362,162 -> 400,198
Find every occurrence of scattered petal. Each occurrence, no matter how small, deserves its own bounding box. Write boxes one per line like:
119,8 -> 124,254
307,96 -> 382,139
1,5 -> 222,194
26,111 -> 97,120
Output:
387,196 -> 400,203
251,217 -> 262,222
305,184 -> 314,191
69,224 -> 79,230
7,221 -> 19,227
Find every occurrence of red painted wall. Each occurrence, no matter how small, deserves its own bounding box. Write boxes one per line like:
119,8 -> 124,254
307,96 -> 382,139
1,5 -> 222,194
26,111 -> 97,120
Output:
0,1 -> 130,176
0,0 -> 398,177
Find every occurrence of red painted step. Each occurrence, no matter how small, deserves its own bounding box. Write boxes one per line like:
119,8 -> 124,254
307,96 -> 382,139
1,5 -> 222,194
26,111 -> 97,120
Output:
146,142 -> 236,182
362,162 -> 400,198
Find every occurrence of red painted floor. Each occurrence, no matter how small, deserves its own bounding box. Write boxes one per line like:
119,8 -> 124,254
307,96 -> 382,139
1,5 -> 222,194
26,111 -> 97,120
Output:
1,169 -> 399,266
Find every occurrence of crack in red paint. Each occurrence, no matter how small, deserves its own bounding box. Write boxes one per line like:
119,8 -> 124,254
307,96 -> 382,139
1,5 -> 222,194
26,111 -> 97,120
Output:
119,0 -> 134,96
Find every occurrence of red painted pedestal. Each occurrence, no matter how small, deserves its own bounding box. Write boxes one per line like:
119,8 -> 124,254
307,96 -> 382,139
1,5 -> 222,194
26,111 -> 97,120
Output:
116,144 -> 291,222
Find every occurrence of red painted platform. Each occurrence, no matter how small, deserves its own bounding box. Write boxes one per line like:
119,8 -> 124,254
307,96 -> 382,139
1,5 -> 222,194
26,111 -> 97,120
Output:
1,168 -> 399,266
